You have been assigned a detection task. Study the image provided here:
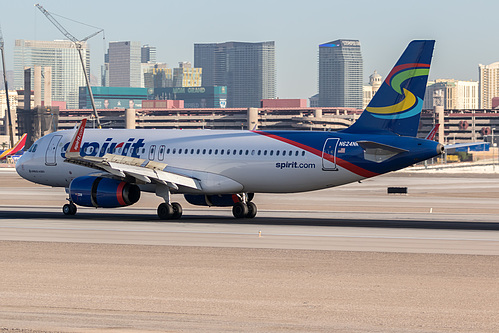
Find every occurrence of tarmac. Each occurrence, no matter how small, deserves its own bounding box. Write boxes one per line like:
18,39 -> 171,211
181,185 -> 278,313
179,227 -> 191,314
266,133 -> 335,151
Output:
0,167 -> 498,332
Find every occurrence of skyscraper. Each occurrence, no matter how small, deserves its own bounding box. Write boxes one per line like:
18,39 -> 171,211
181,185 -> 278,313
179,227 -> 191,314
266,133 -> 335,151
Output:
13,40 -> 90,109
108,41 -> 141,87
318,39 -> 363,108
478,62 -> 499,109
141,45 -> 157,63
194,41 -> 275,107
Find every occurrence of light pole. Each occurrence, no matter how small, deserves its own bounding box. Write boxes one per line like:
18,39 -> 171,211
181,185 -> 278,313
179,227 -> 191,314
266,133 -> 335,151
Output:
493,128 -> 497,170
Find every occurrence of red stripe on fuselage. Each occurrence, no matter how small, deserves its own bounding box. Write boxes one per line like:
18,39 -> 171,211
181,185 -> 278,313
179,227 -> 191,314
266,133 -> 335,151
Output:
116,182 -> 126,206
252,131 -> 379,178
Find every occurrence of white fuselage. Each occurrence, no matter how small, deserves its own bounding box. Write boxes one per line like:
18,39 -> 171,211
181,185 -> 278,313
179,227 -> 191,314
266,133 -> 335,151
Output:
16,128 -> 362,195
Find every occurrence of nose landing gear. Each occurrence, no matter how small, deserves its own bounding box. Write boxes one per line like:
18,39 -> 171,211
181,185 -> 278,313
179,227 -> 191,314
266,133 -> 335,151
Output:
62,202 -> 77,215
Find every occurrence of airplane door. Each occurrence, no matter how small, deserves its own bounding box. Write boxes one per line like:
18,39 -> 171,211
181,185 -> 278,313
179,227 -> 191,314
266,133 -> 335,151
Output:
45,135 -> 62,166
321,138 -> 340,171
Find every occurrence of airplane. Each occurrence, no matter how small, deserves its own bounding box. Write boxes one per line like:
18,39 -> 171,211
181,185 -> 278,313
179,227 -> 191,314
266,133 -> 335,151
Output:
0,133 -> 27,160
16,40 -> 444,220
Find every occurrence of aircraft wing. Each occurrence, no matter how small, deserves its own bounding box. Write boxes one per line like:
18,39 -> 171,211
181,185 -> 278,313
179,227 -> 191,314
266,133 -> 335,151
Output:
63,119 -> 201,191
0,133 -> 27,160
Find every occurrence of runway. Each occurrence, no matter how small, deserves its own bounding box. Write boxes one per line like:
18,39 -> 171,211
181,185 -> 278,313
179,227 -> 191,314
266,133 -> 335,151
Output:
1,168 -> 499,332
1,168 -> 499,255
1,206 -> 499,255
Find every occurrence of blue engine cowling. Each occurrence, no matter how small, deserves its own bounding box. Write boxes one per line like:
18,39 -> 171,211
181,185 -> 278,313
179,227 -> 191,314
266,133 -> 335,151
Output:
70,176 -> 141,208
184,194 -> 253,207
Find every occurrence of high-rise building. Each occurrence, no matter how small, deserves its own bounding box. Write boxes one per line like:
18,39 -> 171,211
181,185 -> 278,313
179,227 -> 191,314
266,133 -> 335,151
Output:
141,45 -> 157,63
318,39 -> 363,108
173,62 -> 202,87
424,79 -> 478,110
194,41 -> 275,107
108,41 -> 141,87
479,62 -> 499,109
142,63 -> 172,89
13,40 -> 90,109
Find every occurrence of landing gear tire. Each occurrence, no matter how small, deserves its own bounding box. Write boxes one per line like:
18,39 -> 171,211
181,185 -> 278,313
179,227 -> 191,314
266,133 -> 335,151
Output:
246,202 -> 257,218
171,202 -> 183,219
157,203 -> 174,220
158,202 -> 183,220
232,202 -> 249,219
63,203 -> 77,216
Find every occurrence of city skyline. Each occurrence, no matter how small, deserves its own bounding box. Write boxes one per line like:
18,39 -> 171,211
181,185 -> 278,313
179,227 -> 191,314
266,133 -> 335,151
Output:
1,0 -> 498,100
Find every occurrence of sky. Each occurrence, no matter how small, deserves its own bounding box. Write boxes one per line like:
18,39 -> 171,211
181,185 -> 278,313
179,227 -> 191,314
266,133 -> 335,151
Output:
1,0 -> 498,99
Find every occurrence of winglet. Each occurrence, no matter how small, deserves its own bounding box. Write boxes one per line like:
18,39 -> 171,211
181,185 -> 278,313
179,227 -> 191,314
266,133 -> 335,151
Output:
425,124 -> 440,140
65,118 -> 87,158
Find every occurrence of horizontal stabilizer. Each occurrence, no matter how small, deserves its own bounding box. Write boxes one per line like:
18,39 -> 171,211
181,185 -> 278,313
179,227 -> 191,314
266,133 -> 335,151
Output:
357,141 -> 408,163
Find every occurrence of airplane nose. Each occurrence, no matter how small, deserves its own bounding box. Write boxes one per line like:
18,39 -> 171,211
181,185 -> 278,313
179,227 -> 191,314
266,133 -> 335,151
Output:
15,155 -> 27,179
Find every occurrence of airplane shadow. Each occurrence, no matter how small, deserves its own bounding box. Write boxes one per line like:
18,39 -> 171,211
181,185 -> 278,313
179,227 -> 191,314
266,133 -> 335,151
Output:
1,209 -> 499,231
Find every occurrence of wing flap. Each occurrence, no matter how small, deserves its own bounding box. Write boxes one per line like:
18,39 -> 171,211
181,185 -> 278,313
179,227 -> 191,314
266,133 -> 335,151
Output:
63,119 -> 201,190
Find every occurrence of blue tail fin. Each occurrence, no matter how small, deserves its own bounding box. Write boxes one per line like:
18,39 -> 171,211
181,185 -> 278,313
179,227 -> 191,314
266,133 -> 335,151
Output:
344,40 -> 435,137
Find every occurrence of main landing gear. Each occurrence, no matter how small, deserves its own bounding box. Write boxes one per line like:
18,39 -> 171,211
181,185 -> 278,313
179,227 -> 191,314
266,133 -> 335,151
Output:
157,202 -> 183,220
156,184 -> 183,220
232,194 -> 257,219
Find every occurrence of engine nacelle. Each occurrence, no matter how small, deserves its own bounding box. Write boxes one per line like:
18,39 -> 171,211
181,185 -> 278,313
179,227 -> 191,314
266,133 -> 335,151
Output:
184,193 -> 254,207
185,194 -> 241,207
70,176 -> 141,208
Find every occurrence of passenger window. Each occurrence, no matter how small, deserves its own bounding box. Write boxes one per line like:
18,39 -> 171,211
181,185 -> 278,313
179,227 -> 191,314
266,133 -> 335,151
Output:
233,149 -> 237,155
276,150 -> 280,156
264,150 -> 267,156
302,151 -> 305,156
251,150 -> 255,155
239,150 -> 243,155
270,150 -> 273,156
245,150 -> 249,155
159,145 -> 165,161
221,149 -> 224,155
209,149 -> 212,155
196,149 -> 200,154
166,148 -> 170,154
295,151 -> 299,156
289,150 -> 292,156
214,149 -> 218,155
191,149 -> 194,154
178,148 -> 182,154
203,149 -> 206,154
257,150 -> 261,156
149,145 -> 156,160
172,148 -> 176,154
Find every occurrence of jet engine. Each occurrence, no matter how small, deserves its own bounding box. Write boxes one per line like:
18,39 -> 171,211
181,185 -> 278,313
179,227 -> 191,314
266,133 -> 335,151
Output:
69,176 -> 140,208
184,193 -> 253,207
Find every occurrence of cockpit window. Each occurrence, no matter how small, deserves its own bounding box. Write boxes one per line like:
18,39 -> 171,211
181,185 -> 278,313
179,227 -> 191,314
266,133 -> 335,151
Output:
31,144 -> 38,153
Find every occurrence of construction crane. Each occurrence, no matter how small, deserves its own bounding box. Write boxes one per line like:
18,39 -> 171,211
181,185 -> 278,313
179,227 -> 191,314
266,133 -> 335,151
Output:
0,24 -> 14,148
35,3 -> 103,128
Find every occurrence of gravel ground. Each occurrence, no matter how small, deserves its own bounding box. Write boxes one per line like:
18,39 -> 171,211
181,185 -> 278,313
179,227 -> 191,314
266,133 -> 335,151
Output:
1,169 -> 499,332
1,241 -> 498,332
